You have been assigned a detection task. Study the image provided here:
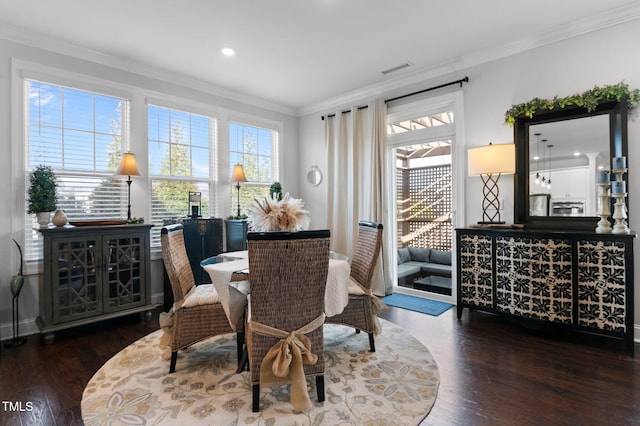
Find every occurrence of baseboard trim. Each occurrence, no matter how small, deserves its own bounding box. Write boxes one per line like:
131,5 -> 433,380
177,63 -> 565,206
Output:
0,292 -> 165,341
0,317 -> 39,341
3,297 -> 639,346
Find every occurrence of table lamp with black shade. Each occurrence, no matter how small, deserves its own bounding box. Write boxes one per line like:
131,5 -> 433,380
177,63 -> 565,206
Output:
116,152 -> 141,221
231,164 -> 247,218
468,142 -> 516,224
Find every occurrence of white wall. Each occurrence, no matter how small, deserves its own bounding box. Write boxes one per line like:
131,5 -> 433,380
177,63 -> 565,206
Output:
0,38 -> 299,339
298,114 -> 330,228
298,19 -> 640,334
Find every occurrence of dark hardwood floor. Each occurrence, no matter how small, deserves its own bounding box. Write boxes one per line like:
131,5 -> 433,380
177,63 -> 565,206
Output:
1,304 -> 639,425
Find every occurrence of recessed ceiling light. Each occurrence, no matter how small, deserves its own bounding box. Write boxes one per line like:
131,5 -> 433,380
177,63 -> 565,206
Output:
533,156 -> 540,160
221,47 -> 235,57
573,152 -> 581,156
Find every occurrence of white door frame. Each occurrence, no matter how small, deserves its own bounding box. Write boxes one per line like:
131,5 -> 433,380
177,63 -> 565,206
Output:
385,90 -> 465,303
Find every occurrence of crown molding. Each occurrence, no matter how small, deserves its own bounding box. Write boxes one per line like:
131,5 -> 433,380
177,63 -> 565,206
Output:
463,1 -> 640,70
297,58 -> 465,117
0,24 -> 297,117
298,2 -> 640,117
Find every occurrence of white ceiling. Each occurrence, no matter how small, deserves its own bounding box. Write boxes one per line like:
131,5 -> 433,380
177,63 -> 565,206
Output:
0,0 -> 638,114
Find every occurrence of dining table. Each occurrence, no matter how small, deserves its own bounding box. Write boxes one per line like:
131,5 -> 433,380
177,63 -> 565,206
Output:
202,250 -> 351,331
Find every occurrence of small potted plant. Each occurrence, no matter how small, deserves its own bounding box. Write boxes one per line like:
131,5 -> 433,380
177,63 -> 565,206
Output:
269,181 -> 283,201
27,165 -> 58,228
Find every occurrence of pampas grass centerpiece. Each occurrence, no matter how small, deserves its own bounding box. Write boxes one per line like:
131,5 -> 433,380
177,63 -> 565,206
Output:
248,193 -> 311,232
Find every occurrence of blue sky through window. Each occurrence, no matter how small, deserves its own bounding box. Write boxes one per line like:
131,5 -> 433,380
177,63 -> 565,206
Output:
147,104 -> 210,178
28,80 -> 122,172
229,122 -> 273,183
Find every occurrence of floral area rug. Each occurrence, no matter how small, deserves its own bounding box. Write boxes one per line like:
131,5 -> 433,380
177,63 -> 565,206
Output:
82,319 -> 439,425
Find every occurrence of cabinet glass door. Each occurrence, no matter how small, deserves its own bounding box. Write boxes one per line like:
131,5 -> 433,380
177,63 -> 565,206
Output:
104,234 -> 145,312
52,237 -> 101,323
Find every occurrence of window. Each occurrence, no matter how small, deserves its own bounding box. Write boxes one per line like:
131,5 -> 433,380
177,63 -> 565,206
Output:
387,111 -> 454,135
24,79 -> 128,261
389,108 -> 455,255
229,121 -> 279,216
148,104 -> 216,246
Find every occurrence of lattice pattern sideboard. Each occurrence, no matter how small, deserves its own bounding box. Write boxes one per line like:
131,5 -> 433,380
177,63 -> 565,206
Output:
456,228 -> 635,355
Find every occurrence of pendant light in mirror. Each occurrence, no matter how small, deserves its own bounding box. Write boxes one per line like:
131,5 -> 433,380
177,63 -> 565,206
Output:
534,132 -> 541,185
547,144 -> 553,190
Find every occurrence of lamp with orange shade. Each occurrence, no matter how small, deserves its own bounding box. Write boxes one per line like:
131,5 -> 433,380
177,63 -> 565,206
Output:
115,152 -> 141,221
231,164 -> 247,218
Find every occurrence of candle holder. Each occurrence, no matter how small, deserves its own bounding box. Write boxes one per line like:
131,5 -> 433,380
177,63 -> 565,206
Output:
611,168 -> 627,183
612,156 -> 627,170
595,183 -> 612,234
611,168 -> 628,230
612,192 -> 630,234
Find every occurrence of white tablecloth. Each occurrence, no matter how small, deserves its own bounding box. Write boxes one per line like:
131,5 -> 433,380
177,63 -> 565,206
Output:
217,250 -> 248,260
203,254 -> 350,329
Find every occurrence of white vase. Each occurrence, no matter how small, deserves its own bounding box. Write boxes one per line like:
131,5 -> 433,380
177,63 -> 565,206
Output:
52,209 -> 68,227
36,211 -> 52,228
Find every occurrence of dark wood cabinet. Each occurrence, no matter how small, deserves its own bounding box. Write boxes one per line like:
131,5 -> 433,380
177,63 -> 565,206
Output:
225,219 -> 248,252
37,224 -> 153,343
456,227 -> 635,355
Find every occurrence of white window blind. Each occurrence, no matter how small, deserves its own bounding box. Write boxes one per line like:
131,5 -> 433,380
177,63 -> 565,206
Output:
25,80 -> 128,261
148,104 -> 215,248
229,121 -> 279,216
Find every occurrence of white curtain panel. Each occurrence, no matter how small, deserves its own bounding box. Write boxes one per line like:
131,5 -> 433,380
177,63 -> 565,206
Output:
325,98 -> 392,295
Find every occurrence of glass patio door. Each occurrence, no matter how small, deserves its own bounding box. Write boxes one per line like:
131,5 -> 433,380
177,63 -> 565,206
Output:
386,92 -> 463,303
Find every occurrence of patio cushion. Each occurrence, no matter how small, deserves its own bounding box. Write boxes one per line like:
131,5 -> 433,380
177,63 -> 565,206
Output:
430,249 -> 451,265
398,247 -> 412,264
408,247 -> 431,262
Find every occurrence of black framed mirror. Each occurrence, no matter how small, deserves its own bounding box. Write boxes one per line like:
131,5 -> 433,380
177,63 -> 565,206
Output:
514,99 -> 628,230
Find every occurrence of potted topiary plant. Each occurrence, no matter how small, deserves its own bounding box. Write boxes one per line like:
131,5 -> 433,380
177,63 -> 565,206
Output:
27,165 -> 58,228
269,181 -> 283,201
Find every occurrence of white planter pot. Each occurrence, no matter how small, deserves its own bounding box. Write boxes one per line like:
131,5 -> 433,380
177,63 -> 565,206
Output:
36,211 -> 52,228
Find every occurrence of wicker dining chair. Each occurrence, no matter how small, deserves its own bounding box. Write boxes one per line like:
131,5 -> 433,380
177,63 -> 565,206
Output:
326,221 -> 386,352
246,230 -> 331,412
160,224 -> 246,373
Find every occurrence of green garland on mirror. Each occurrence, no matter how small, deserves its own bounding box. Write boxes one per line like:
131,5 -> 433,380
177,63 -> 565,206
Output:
504,82 -> 640,126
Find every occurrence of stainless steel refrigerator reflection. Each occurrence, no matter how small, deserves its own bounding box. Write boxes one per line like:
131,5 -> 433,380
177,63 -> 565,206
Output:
551,200 -> 585,216
529,194 -> 550,216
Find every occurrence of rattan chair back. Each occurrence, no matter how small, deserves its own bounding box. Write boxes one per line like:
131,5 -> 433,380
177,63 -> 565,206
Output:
246,230 -> 331,383
350,221 -> 383,290
160,224 -> 242,374
161,224 -> 195,302
324,221 -> 385,352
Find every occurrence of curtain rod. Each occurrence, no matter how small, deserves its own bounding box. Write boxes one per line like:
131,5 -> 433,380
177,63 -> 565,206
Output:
321,76 -> 469,120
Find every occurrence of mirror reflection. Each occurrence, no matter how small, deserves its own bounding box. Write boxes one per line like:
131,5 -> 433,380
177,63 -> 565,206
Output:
528,115 -> 609,218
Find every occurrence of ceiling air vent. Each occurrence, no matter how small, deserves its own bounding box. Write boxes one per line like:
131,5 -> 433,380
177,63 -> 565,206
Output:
381,62 -> 412,75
